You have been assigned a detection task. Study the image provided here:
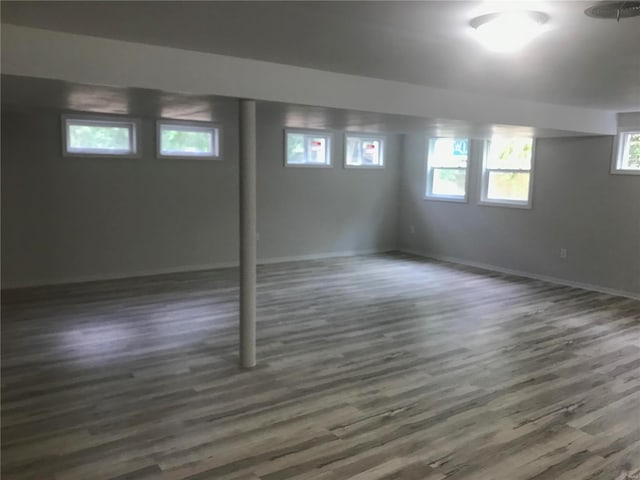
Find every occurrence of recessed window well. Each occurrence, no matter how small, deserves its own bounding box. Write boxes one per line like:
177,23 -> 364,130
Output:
345,134 -> 385,168
285,129 -> 332,167
612,129 -> 640,175
157,121 -> 221,159
62,115 -> 139,157
425,138 -> 469,201
481,137 -> 535,208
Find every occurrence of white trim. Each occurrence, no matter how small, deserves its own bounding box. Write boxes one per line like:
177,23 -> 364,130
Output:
479,137 -> 535,209
284,128 -> 333,168
610,127 -> 640,175
424,195 -> 468,204
424,137 -> 470,203
257,248 -> 391,265
156,119 -> 222,160
1,261 -> 238,290
477,198 -> 533,209
1,25 -> 617,136
5,249 -> 638,300
344,132 -> 386,169
61,113 -> 141,158
1,248 -> 392,290
400,249 -> 640,301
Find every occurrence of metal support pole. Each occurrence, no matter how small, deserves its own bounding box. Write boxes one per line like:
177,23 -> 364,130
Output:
239,99 -> 257,368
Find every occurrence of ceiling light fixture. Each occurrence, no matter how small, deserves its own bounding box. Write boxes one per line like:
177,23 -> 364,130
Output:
470,11 -> 549,53
585,1 -> 640,21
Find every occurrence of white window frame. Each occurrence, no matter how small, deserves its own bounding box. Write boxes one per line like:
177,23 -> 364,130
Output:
156,120 -> 222,160
611,128 -> 640,175
424,137 -> 471,203
344,132 -> 385,169
479,137 -> 535,209
62,114 -> 140,158
284,128 -> 332,168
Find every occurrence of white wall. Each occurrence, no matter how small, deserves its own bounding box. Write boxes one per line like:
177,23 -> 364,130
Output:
3,89 -> 638,296
399,134 -> 640,297
257,105 -> 400,260
1,103 -> 401,288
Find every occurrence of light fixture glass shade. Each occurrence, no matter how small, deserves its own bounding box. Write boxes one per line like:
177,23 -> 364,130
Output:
471,11 -> 549,53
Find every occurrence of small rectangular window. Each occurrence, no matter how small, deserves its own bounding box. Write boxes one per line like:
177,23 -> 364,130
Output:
345,134 -> 385,168
612,130 -> 640,175
481,137 -> 534,208
157,121 -> 220,159
63,115 -> 138,157
425,138 -> 469,201
285,129 -> 332,167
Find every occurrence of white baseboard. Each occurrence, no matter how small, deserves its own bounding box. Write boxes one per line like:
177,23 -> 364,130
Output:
1,260 -> 239,290
1,248 -> 394,290
400,249 -> 640,301
257,248 -> 391,266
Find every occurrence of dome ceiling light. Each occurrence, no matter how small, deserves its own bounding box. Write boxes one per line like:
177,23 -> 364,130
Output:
470,11 -> 550,53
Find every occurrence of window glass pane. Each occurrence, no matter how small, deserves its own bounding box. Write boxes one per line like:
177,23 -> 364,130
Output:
487,171 -> 530,202
346,136 -> 383,166
68,123 -> 131,152
487,137 -> 532,170
362,140 -> 381,165
307,137 -> 327,164
430,138 -> 468,167
287,133 -> 306,164
432,168 -> 467,197
346,137 -> 360,164
160,126 -> 214,156
286,132 -> 331,165
621,132 -> 640,170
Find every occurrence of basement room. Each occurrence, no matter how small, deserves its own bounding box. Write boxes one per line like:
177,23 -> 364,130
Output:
1,1 -> 639,479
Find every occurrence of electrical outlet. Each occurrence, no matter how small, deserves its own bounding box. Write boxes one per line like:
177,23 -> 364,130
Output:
256,233 -> 260,242
560,248 -> 568,259
409,225 -> 416,235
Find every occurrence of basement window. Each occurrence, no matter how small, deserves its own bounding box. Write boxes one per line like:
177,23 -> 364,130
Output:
481,137 -> 534,208
285,129 -> 332,167
425,138 -> 469,202
345,134 -> 385,168
158,121 -> 221,159
611,130 -> 640,175
63,115 -> 139,157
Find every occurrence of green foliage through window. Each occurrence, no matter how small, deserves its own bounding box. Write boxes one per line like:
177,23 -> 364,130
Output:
68,123 -> 131,152
160,127 -> 214,156
287,134 -> 306,163
624,133 -> 640,169
484,137 -> 533,205
432,168 -> 466,196
426,138 -> 469,199
487,138 -> 532,170
286,131 -> 329,165
487,172 -> 530,202
159,124 -> 217,157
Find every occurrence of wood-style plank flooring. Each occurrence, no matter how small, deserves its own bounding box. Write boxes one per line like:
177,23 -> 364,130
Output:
2,253 -> 640,480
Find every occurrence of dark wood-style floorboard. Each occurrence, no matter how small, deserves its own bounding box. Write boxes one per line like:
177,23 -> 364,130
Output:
2,253 -> 639,479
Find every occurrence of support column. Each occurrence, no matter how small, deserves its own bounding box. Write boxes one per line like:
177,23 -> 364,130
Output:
239,99 -> 257,368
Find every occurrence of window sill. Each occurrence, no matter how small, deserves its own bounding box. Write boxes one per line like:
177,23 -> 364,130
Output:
64,152 -> 141,159
285,163 -> 333,168
478,199 -> 532,209
610,169 -> 640,176
344,164 -> 385,170
157,155 -> 221,161
424,195 -> 468,204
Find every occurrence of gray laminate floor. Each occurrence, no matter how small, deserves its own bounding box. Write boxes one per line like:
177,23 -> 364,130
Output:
2,253 -> 639,480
